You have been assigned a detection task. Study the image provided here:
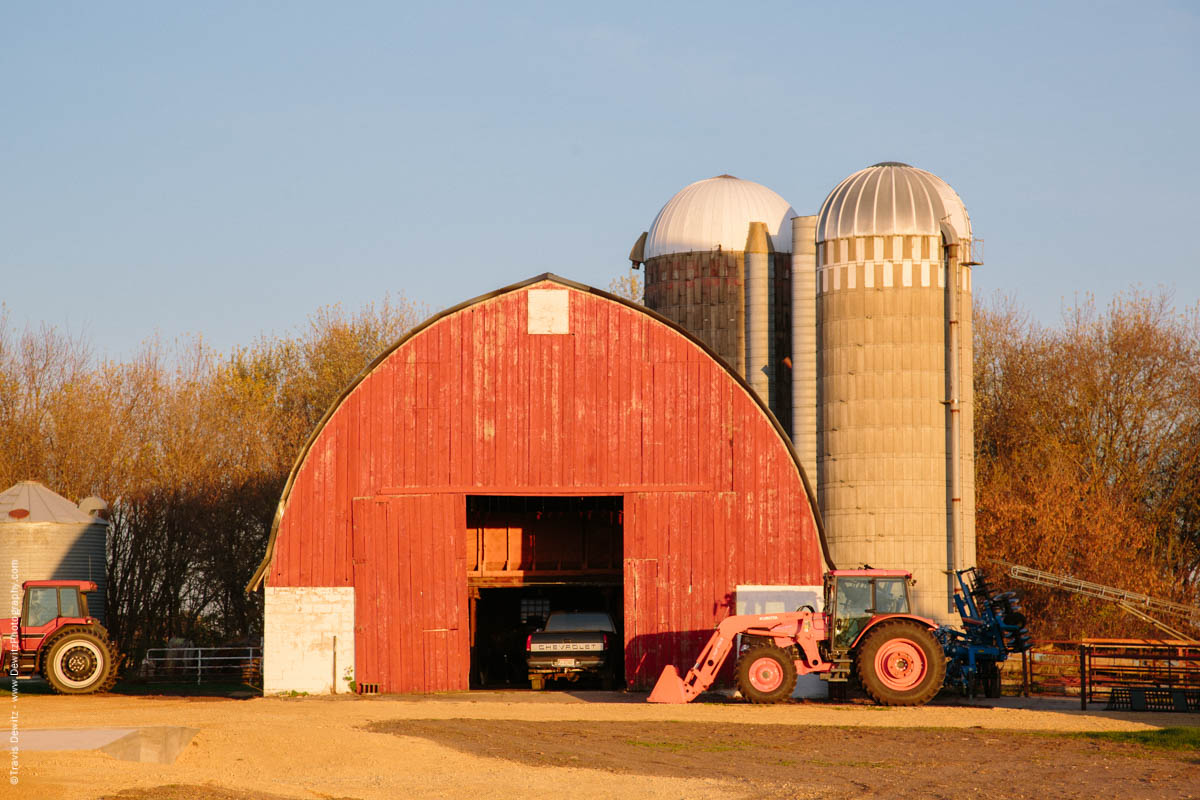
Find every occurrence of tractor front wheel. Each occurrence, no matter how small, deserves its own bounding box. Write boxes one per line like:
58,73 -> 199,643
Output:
855,621 -> 945,706
735,644 -> 797,704
42,628 -> 118,695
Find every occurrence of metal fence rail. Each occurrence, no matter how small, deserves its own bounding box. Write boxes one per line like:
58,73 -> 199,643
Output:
998,640 -> 1082,697
998,639 -> 1200,710
140,646 -> 262,684
1079,641 -> 1200,710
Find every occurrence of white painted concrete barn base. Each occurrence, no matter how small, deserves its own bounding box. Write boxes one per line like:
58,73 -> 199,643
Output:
263,586 -> 354,695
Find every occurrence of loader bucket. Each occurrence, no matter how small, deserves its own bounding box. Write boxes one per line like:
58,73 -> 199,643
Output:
647,665 -> 689,704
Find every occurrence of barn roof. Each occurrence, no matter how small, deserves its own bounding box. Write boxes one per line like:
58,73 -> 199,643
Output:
247,273 -> 830,591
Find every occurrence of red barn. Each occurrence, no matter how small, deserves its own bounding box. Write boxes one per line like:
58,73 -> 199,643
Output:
249,275 -> 830,694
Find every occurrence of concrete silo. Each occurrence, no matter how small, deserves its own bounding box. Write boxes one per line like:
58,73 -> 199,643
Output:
631,175 -> 797,425
0,481 -> 110,624
804,162 -> 977,623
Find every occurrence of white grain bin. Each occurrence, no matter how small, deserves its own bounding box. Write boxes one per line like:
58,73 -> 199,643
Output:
812,162 -> 977,624
0,481 -> 110,624
631,175 -> 797,425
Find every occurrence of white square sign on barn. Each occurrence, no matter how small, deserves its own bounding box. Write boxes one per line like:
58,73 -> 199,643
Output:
527,289 -> 570,334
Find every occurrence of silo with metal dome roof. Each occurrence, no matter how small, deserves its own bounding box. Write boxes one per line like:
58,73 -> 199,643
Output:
630,174 -> 797,427
811,162 -> 978,623
630,164 -> 979,623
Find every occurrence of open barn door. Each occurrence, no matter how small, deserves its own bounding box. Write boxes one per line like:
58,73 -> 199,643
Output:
464,495 -> 624,688
351,494 -> 468,693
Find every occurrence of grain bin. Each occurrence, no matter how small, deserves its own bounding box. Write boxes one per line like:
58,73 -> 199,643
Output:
0,481 -> 110,624
632,175 -> 797,426
812,162 -> 976,623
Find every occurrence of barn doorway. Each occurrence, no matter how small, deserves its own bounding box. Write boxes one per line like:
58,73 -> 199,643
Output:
465,495 -> 624,689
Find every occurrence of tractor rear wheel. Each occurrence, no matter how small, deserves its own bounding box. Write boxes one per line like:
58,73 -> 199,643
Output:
42,628 -> 119,694
735,644 -> 797,704
855,621 -> 945,706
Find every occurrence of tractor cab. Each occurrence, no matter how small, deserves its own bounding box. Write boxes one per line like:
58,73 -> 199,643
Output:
1,580 -> 117,694
824,569 -> 914,650
18,580 -> 96,649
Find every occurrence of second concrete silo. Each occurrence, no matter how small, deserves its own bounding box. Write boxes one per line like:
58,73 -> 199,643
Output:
812,162 -> 977,623
631,175 -> 797,425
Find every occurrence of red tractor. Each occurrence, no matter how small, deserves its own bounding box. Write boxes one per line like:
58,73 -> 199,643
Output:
649,569 -> 946,706
3,580 -> 120,694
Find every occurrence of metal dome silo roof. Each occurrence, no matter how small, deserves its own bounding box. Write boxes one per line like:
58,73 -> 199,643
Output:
817,162 -> 971,243
644,175 -> 797,258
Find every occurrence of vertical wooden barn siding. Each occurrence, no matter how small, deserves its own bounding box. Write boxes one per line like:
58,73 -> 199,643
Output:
268,280 -> 823,692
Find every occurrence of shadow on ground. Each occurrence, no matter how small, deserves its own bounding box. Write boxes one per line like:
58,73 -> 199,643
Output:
367,718 -> 1200,800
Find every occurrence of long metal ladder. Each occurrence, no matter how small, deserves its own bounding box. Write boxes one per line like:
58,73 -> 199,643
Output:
991,560 -> 1200,642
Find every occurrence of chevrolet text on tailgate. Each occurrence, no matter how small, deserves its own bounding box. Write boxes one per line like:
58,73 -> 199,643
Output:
525,611 -> 617,690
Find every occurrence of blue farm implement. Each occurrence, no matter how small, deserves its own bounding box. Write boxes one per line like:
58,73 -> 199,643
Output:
937,567 -> 1033,697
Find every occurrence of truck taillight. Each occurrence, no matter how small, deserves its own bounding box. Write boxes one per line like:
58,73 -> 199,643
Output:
526,634 -> 533,651
602,633 -> 608,649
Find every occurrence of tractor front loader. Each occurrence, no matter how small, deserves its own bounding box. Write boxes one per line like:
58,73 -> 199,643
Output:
648,569 -> 946,707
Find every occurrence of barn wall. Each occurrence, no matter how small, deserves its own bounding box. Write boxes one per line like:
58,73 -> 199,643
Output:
263,586 -> 354,694
264,280 -> 823,692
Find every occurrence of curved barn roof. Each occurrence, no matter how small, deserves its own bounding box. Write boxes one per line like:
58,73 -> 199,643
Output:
248,274 -> 830,591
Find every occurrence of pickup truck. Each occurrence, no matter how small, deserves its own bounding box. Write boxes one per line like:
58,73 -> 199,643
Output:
525,611 -> 618,690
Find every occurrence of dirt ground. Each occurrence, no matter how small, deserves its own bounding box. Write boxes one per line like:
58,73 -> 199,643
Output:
370,718 -> 1200,799
11,689 -> 1200,800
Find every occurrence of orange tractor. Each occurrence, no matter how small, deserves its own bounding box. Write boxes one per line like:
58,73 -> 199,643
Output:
649,569 -> 946,706
3,580 -> 120,694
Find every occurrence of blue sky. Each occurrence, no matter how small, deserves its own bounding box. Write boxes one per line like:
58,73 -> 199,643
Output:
3,1 -> 1197,358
